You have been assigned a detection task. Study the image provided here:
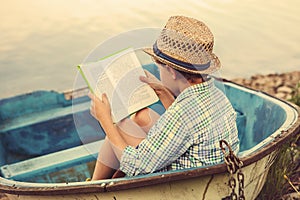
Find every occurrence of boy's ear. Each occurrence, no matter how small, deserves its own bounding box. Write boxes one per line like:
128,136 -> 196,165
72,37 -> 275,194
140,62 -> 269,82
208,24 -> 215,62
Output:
167,66 -> 177,80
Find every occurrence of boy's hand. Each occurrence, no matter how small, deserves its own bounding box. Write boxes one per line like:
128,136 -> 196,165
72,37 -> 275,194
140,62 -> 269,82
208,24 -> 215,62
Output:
140,70 -> 161,85
88,92 -> 113,125
140,70 -> 168,96
140,70 -> 175,109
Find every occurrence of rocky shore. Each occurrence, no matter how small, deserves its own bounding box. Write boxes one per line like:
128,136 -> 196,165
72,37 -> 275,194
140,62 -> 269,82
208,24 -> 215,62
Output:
0,71 -> 299,200
232,71 -> 300,101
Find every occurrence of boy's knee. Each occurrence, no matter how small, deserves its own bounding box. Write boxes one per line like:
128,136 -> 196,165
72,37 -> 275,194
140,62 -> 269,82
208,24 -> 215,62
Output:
132,108 -> 151,127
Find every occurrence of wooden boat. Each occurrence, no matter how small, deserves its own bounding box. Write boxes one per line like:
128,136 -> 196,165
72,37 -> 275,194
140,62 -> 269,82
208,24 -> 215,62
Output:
0,64 -> 299,200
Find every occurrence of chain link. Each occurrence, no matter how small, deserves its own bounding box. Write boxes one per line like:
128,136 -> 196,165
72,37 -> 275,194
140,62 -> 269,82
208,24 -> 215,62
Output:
229,169 -> 238,199
237,170 -> 245,200
220,140 -> 245,200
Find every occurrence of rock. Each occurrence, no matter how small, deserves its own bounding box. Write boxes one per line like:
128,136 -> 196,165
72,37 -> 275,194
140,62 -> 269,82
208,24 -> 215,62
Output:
232,78 -> 244,85
265,88 -> 276,95
253,78 -> 267,86
274,78 -> 284,88
286,94 -> 292,100
277,86 -> 293,94
244,79 -> 252,86
275,92 -> 286,99
284,82 -> 297,88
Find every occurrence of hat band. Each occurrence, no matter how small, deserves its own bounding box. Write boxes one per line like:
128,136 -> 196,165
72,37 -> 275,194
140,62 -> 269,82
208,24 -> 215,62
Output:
153,42 -> 211,71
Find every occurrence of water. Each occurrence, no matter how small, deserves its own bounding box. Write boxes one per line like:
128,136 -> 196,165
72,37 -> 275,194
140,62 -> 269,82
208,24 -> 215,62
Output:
1,0 -> 300,99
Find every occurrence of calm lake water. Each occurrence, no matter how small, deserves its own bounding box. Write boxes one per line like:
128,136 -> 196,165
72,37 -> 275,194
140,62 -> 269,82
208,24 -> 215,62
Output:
1,0 -> 300,99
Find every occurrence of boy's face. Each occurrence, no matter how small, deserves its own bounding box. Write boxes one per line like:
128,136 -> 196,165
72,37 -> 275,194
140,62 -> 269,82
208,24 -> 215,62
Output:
157,63 -> 179,96
152,59 -> 167,82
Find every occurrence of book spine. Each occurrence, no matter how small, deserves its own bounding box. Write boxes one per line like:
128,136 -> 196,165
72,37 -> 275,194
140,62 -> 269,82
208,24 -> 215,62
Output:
77,65 -> 94,94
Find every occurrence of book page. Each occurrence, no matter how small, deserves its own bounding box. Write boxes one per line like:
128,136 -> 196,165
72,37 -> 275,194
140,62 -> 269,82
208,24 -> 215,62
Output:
112,67 -> 158,116
99,49 -> 158,122
78,61 -> 107,95
94,73 -> 113,100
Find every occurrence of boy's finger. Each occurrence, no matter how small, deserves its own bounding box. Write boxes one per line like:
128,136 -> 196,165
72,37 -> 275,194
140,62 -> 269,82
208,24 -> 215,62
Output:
139,75 -> 149,83
88,92 -> 95,99
143,69 -> 152,77
102,93 -> 109,104
144,70 -> 151,77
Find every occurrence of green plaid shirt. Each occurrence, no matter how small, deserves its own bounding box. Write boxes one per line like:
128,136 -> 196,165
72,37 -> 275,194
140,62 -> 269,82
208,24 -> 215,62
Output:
120,79 -> 239,176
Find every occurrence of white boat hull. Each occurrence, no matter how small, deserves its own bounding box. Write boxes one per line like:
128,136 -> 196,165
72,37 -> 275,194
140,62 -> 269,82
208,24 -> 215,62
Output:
4,152 -> 275,200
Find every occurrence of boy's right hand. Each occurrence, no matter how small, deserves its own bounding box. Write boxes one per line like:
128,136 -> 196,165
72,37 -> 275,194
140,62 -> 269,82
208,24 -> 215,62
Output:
140,70 -> 175,109
140,70 -> 161,84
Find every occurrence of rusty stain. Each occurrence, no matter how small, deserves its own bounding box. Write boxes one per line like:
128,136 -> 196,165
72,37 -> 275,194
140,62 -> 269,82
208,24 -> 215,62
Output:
94,194 -> 99,200
202,175 -> 214,200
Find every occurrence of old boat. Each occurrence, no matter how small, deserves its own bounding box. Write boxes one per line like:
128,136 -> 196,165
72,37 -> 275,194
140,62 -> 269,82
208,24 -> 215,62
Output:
0,64 -> 299,200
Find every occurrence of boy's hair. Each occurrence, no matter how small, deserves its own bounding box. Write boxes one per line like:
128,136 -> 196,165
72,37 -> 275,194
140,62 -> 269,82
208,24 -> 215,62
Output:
178,71 -> 208,83
154,58 -> 208,83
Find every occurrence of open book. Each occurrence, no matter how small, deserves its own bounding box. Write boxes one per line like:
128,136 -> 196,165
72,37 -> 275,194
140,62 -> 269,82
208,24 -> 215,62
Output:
77,48 -> 159,122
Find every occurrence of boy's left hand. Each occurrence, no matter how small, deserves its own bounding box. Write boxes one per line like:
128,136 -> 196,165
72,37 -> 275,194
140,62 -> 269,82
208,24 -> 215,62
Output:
88,92 -> 113,125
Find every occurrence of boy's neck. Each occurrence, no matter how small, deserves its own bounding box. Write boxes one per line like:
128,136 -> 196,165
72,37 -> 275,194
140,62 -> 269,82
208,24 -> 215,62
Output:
177,78 -> 203,95
188,78 -> 203,85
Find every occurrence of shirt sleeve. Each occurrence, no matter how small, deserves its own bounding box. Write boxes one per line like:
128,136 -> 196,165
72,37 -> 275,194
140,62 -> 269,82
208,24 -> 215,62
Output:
119,105 -> 192,176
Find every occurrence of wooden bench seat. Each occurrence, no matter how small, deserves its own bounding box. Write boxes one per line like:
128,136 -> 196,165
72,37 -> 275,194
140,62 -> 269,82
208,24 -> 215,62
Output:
0,141 -> 103,182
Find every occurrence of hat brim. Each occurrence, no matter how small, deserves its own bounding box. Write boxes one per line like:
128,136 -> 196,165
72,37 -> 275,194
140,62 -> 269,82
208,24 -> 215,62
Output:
143,47 -> 221,75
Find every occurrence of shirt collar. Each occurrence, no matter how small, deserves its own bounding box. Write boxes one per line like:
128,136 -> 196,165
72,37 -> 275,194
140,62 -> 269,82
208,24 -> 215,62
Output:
176,78 -> 215,102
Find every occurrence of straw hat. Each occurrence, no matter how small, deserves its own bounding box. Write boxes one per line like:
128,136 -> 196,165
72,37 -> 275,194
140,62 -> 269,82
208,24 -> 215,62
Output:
144,16 -> 221,74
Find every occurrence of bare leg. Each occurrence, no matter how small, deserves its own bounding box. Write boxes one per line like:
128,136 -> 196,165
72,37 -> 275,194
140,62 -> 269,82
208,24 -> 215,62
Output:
131,108 -> 152,127
131,108 -> 160,133
92,138 -> 119,180
92,160 -> 116,180
92,108 -> 160,180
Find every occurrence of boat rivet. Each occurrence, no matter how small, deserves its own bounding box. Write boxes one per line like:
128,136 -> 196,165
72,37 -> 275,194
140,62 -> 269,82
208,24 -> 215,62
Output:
109,182 -> 114,185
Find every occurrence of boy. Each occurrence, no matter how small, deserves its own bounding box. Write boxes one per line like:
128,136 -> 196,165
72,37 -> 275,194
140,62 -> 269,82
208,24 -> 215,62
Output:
89,16 -> 239,179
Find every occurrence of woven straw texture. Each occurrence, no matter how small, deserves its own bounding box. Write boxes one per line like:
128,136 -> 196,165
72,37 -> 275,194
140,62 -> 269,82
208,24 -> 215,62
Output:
144,16 -> 221,74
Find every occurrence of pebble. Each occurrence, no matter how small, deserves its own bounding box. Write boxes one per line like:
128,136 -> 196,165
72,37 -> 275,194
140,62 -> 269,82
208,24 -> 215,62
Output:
277,86 -> 293,94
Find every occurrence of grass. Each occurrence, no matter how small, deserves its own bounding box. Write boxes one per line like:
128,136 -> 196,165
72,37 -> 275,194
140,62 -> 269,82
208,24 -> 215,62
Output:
256,82 -> 300,199
290,82 -> 300,106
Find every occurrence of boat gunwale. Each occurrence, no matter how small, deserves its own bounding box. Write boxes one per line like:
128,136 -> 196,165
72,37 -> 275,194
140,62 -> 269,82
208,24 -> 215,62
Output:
0,79 -> 299,196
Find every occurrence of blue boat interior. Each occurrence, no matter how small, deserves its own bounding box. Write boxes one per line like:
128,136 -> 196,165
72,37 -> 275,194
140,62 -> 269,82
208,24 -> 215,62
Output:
0,64 -> 287,183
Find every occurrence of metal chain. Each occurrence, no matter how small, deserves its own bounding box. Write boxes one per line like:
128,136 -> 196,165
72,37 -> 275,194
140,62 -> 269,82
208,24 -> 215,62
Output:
220,140 -> 245,200
229,169 -> 238,200
237,170 -> 245,200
